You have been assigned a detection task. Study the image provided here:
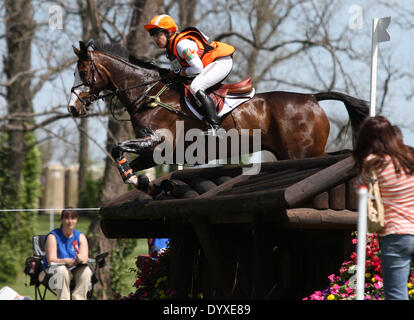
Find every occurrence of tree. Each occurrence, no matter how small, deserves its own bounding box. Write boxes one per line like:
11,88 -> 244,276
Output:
0,0 -> 42,284
4,0 -> 36,201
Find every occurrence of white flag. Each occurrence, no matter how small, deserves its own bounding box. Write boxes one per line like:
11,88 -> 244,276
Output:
375,17 -> 391,42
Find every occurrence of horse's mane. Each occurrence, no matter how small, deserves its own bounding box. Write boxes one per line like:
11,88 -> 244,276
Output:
92,41 -> 169,75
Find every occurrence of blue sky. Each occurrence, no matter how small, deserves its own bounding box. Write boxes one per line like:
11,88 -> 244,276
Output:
25,0 -> 414,165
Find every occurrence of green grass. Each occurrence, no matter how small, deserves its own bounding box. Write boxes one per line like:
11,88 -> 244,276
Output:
7,214 -> 148,300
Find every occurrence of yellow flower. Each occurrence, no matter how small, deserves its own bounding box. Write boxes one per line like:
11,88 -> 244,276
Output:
408,283 -> 413,289
372,277 -> 376,283
365,273 -> 371,278
327,294 -> 335,300
409,289 -> 414,295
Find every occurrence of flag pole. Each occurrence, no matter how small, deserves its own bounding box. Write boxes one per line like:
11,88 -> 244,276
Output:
356,16 -> 390,300
369,18 -> 379,117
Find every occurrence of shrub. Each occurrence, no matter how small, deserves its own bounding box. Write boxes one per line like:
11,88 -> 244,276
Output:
113,248 -> 176,300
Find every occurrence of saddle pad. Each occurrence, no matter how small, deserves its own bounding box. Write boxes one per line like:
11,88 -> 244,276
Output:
185,88 -> 255,120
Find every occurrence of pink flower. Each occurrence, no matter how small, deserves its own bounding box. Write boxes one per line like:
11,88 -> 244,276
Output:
328,274 -> 336,282
346,287 -> 354,294
352,238 -> 357,245
330,284 -> 340,295
310,291 -> 324,300
374,282 -> 383,289
374,275 -> 383,282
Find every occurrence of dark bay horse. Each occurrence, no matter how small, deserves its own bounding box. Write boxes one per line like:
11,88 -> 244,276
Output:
68,41 -> 368,188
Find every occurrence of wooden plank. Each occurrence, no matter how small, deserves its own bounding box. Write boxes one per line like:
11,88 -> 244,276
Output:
188,216 -> 235,298
100,218 -> 170,238
189,178 -> 217,194
233,168 -> 298,187
165,152 -> 350,183
101,207 -> 358,237
219,168 -> 320,195
212,176 -> 233,185
329,184 -> 346,210
346,178 -> 358,210
284,156 -> 357,208
100,188 -> 287,222
312,192 -> 329,209
285,208 -> 357,229
198,173 -> 251,199
164,179 -> 199,198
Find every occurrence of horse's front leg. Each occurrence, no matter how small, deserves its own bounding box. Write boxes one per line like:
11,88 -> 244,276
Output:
111,133 -> 162,188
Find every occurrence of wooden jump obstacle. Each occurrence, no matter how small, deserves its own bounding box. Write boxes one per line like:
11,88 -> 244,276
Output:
100,151 -> 359,299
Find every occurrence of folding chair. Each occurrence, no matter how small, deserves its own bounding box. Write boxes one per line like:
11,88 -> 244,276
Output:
24,235 -> 108,300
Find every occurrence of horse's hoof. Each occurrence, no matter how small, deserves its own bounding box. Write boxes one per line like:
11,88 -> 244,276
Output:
125,175 -> 138,186
137,174 -> 150,192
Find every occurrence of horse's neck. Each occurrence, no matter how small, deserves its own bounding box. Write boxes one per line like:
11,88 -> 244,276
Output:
99,54 -> 160,110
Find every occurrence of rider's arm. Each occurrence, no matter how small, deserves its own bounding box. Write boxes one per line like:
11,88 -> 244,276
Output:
176,39 -> 204,77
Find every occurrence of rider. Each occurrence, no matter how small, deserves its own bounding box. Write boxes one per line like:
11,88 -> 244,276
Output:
144,14 -> 235,135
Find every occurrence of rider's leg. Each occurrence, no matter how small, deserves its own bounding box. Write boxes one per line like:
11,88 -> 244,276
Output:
195,90 -> 221,131
190,56 -> 233,133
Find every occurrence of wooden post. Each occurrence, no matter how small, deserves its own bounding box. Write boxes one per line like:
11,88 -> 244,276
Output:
329,184 -> 346,210
284,156 -> 356,208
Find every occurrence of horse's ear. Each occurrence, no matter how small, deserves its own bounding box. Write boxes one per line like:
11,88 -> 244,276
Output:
79,41 -> 87,52
87,39 -> 95,50
73,45 -> 81,57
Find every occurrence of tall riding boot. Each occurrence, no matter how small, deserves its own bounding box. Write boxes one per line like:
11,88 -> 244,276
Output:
195,90 -> 223,135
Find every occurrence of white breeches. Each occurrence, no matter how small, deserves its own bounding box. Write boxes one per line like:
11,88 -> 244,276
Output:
189,56 -> 233,94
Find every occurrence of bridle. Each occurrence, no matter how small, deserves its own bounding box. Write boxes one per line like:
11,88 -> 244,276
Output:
70,48 -> 192,120
71,51 -> 164,115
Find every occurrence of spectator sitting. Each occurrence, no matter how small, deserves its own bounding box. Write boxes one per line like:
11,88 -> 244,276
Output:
38,208 -> 92,300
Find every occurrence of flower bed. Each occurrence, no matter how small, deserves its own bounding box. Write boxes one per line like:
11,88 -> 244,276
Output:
303,232 -> 414,300
113,248 -> 176,300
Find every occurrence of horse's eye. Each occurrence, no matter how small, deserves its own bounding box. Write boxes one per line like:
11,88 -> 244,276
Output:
79,71 -> 87,78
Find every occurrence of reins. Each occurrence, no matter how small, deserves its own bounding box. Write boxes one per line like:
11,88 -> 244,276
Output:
72,49 -> 194,121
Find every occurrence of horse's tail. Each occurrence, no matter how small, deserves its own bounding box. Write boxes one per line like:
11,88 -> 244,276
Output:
314,91 -> 369,134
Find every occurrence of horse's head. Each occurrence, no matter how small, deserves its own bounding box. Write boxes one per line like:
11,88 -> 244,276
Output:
68,41 -> 109,117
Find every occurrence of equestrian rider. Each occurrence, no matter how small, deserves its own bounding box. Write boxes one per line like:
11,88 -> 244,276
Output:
144,14 -> 235,135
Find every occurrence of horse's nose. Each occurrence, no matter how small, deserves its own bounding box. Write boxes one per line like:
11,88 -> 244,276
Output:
68,105 -> 80,117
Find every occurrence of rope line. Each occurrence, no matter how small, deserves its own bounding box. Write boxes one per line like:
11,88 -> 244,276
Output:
0,208 -> 100,212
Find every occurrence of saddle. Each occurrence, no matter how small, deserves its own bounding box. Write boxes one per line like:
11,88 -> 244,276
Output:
184,77 -> 253,114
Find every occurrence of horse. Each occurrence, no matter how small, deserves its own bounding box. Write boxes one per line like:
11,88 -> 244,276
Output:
68,40 -> 368,189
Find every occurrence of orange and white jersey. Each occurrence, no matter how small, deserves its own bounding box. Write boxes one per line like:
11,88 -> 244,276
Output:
175,38 -> 204,76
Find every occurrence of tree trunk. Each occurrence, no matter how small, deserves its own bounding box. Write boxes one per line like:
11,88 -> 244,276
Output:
4,0 -> 35,202
126,0 -> 161,55
178,0 -> 198,29
86,0 -> 159,299
77,0 -> 93,205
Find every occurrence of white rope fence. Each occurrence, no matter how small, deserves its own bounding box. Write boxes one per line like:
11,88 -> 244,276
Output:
0,208 -> 100,212
0,208 -> 101,231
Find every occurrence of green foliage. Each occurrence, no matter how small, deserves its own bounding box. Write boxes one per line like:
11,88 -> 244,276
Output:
110,238 -> 138,294
78,170 -> 103,209
0,131 -> 42,285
